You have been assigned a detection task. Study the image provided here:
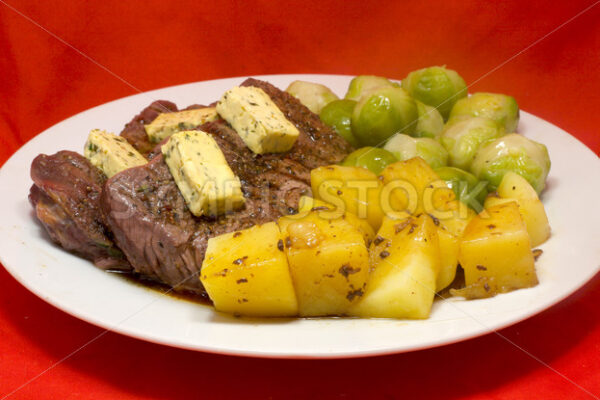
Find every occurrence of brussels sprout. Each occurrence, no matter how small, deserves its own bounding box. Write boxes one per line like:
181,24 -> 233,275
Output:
471,133 -> 551,194
435,166 -> 488,212
401,66 -> 467,120
449,92 -> 519,132
341,147 -> 398,174
286,80 -> 339,114
320,99 -> 359,147
414,101 -> 444,138
351,86 -> 418,146
383,134 -> 448,169
440,117 -> 505,170
344,75 -> 399,101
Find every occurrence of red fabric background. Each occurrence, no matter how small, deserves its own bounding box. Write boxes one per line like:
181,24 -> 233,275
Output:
1,1 -> 599,399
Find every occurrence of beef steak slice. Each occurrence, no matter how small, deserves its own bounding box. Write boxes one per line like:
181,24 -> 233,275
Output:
102,78 -> 352,295
30,151 -> 131,271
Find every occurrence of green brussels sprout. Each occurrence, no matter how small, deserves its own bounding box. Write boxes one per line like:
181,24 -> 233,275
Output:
344,75 -> 399,101
341,147 -> 398,174
286,80 -> 339,114
351,86 -> 418,146
401,66 -> 467,120
449,92 -> 520,132
440,117 -> 505,170
383,133 -> 448,169
434,166 -> 488,212
320,99 -> 359,147
414,100 -> 444,138
470,133 -> 551,194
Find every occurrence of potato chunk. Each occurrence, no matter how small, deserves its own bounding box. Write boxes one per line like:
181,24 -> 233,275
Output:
350,214 -> 440,319
485,171 -> 551,247
200,222 -> 298,317
379,157 -> 455,215
297,195 -> 375,246
310,165 -> 384,231
458,202 -> 538,296
436,224 -> 459,292
278,212 -> 370,317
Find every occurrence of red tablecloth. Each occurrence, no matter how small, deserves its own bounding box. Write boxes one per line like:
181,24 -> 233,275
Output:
1,1 -> 599,399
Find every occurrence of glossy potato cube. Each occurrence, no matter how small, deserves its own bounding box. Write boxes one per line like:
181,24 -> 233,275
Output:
486,171 -> 551,247
297,195 -> 375,245
278,212 -> 370,317
200,222 -> 298,317
350,214 -> 440,319
310,165 -> 384,231
459,202 -> 538,295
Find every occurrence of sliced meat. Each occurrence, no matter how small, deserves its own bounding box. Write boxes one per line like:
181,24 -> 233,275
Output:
102,120 -> 311,294
103,79 -> 353,294
29,151 -> 130,271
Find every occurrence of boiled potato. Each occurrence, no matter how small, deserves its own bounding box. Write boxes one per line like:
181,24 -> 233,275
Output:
350,214 -> 440,319
458,202 -> 537,297
379,157 -> 474,235
429,196 -> 476,238
436,224 -> 460,292
297,196 -> 375,245
484,171 -> 551,247
379,157 -> 455,215
200,222 -> 298,317
310,165 -> 384,231
278,212 -> 370,317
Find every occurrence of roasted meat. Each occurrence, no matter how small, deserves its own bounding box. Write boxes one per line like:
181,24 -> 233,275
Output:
29,151 -> 131,271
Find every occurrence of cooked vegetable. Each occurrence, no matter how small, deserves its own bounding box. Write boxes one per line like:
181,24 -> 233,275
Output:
401,66 -> 467,120
344,75 -> 398,101
383,134 -> 448,169
379,157 -> 453,215
351,86 -> 418,146
319,99 -> 359,147
278,212 -> 370,317
310,165 -> 384,230
484,172 -> 550,247
449,92 -> 519,132
341,147 -> 398,174
379,157 -> 474,236
286,80 -> 339,114
349,214 -> 440,319
200,222 -> 298,317
436,225 -> 459,292
470,133 -> 551,194
440,117 -> 505,170
297,196 -> 375,246
413,101 -> 445,138
456,202 -> 537,298
434,166 -> 488,212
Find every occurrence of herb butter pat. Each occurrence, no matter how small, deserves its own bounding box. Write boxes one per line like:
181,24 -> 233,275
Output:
161,130 -> 245,217
84,129 -> 147,178
216,86 -> 299,154
144,107 -> 218,143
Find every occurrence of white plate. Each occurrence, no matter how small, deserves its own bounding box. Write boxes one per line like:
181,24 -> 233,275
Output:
1,74 -> 599,359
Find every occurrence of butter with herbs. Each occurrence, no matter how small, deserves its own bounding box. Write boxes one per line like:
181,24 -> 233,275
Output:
161,130 -> 244,217
216,86 -> 299,154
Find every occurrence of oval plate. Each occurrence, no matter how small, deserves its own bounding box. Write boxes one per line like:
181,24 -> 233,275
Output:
1,74 -> 599,358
